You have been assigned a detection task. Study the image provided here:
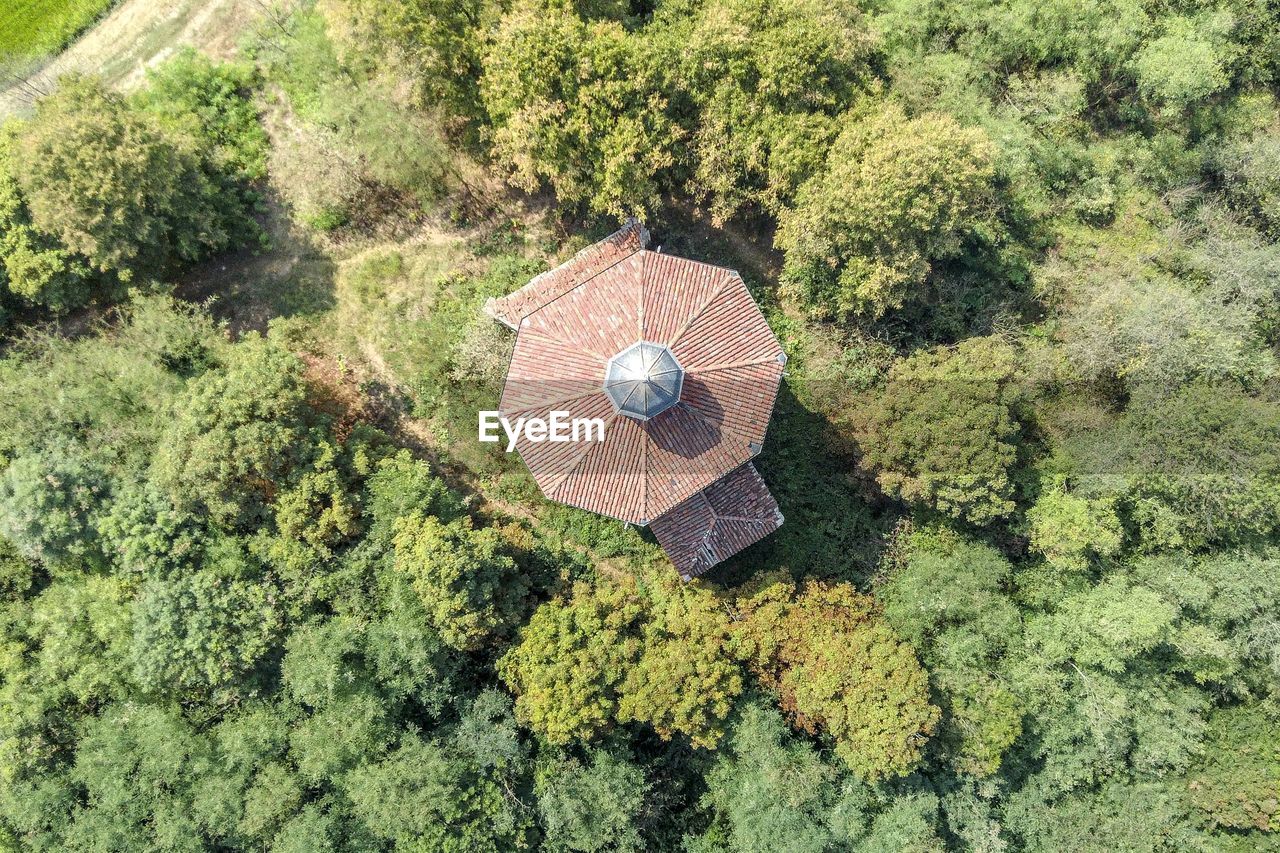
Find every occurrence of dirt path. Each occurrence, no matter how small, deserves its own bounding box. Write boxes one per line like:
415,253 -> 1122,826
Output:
1,0 -> 270,117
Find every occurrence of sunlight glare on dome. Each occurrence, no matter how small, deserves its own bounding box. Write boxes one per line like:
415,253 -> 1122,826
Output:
604,341 -> 684,421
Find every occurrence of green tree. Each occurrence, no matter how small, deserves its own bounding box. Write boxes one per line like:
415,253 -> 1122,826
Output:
0,128 -> 90,312
499,578 -> 645,746
880,531 -> 1023,776
1130,14 -> 1234,109
150,334 -> 319,529
12,76 -> 245,281
695,697 -> 871,853
1059,382 -> 1280,550
324,0 -> 492,121
617,580 -> 742,749
776,103 -> 996,319
0,440 -> 106,565
853,336 -> 1021,525
535,748 -> 647,852
130,539 -> 283,698
669,0 -> 877,222
363,449 -> 464,541
62,704 -> 212,850
392,512 -> 526,651
345,734 -> 533,851
1026,483 -> 1123,572
1186,703 -> 1280,832
733,575 -> 939,780
96,481 -> 205,576
480,4 -> 683,216
140,49 -> 269,183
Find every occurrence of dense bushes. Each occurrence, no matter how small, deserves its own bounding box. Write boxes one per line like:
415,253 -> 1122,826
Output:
0,66 -> 263,319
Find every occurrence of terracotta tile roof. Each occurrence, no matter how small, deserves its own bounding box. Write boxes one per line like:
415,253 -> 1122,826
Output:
650,464 -> 783,580
499,255 -> 784,521
484,219 -> 649,329
492,223 -> 786,576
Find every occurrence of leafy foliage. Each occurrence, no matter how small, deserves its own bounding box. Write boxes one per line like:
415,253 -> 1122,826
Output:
500,574 -> 741,748
853,337 -> 1021,525
776,104 -> 997,319
481,4 -> 682,216
733,575 -> 939,780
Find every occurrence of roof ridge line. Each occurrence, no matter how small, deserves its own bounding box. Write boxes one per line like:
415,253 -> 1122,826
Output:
684,355 -> 785,374
662,268 -> 737,350
543,409 -> 623,496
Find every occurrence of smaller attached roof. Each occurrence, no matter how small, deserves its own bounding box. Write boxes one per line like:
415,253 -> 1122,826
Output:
650,463 -> 783,581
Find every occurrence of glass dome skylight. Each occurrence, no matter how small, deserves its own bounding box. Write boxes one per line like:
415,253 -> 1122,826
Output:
604,341 -> 684,421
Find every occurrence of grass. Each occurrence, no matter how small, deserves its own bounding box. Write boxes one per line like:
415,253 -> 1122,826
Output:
0,0 -> 114,59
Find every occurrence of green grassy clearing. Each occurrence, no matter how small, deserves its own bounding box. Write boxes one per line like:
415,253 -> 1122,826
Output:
0,0 -> 114,60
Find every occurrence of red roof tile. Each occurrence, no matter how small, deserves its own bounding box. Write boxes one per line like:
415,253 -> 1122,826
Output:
484,219 -> 649,329
492,224 -> 786,573
650,464 -> 783,580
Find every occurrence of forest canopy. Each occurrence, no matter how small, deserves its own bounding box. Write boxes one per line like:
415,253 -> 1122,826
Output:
1,0 -> 1279,851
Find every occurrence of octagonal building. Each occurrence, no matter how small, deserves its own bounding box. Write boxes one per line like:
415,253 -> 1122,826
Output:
485,220 -> 785,580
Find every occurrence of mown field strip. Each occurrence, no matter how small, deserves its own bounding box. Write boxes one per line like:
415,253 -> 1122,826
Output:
0,0 -> 115,59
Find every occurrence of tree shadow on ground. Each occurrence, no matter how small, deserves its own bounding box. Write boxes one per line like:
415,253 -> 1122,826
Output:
697,382 -> 901,589
176,192 -> 337,337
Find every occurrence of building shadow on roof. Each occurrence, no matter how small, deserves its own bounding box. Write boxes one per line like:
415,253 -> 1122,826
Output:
643,386 -> 726,459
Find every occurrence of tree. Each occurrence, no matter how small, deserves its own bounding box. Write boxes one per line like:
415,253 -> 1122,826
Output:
879,531 -> 1023,776
130,538 -> 283,698
150,334 -> 319,529
1129,13 -> 1234,109
1058,270 -> 1276,388
62,704 -> 212,850
0,440 -> 107,566
499,575 -> 741,748
695,697 -> 871,853
1218,132 -> 1280,236
139,49 -> 269,184
0,128 -> 91,312
535,748 -> 647,852
733,575 -> 939,780
499,578 -> 643,746
480,4 -> 683,216
324,0 -> 493,121
391,512 -> 526,651
363,450 -> 464,542
345,735 -> 534,851
852,336 -> 1021,525
669,0 -> 877,222
1186,703 -> 1280,832
96,481 -> 205,577
776,103 -> 996,319
1026,484 -> 1123,572
1076,382 -> 1280,550
11,76 -> 244,281
616,580 -> 742,749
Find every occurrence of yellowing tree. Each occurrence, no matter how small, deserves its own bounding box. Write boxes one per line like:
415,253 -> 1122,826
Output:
733,574 -> 939,780
498,575 -> 741,748
776,103 -> 996,319
480,5 -> 682,217
391,513 -> 526,652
